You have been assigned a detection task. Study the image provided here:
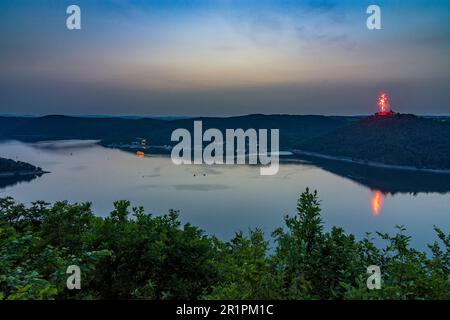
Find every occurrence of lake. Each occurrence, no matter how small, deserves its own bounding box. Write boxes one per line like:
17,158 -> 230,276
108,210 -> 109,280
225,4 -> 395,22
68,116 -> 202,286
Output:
0,139 -> 449,250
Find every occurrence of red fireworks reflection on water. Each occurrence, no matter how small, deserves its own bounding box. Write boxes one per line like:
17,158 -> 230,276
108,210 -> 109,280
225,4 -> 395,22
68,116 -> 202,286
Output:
371,191 -> 384,216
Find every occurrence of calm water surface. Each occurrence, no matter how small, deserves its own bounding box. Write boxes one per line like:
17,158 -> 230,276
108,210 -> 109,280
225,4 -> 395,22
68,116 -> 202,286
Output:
0,140 -> 449,250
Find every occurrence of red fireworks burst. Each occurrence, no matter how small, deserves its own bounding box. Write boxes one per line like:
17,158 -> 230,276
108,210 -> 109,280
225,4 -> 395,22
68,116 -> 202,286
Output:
377,92 -> 391,114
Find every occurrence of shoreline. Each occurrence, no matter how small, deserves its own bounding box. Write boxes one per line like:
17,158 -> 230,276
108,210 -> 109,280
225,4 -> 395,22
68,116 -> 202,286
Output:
292,149 -> 450,174
109,143 -> 450,175
0,170 -> 48,178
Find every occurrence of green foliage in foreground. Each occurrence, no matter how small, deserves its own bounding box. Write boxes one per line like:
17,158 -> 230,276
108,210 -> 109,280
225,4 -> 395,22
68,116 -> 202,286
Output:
0,189 -> 448,300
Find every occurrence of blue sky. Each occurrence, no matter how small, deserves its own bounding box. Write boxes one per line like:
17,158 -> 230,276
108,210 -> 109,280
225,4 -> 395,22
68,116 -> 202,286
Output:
1,0 -> 449,115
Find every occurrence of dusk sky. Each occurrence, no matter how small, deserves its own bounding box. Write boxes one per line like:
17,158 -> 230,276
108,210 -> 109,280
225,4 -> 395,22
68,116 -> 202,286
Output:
1,0 -> 450,116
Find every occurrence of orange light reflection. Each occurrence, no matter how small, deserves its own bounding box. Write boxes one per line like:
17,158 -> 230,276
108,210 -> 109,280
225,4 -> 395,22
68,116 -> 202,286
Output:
371,190 -> 384,216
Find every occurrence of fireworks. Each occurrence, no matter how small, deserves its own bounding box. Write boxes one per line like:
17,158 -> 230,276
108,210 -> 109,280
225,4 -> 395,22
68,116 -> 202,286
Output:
375,92 -> 395,116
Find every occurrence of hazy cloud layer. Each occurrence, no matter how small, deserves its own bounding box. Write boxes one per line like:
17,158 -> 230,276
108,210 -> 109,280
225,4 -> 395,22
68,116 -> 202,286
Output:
1,0 -> 449,115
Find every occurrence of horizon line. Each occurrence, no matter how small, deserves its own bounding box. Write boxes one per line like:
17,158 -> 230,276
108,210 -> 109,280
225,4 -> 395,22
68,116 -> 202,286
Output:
1,113 -> 450,119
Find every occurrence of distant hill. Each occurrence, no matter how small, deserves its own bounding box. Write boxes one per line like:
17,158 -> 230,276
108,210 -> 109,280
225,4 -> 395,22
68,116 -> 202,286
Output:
297,114 -> 450,170
4,113 -> 450,170
0,115 -> 358,150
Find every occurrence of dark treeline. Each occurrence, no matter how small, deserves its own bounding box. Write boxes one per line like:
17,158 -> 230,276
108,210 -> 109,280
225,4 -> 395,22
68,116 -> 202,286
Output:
0,114 -> 356,149
298,114 -> 450,170
3,114 -> 450,170
0,189 -> 449,300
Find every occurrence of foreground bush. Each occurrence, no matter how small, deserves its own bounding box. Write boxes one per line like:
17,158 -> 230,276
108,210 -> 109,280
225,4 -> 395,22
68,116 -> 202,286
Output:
0,189 -> 448,300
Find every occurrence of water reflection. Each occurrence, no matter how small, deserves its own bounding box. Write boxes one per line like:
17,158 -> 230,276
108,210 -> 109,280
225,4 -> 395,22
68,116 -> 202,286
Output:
285,155 -> 450,217
371,190 -> 384,216
293,154 -> 450,195
0,174 -> 43,189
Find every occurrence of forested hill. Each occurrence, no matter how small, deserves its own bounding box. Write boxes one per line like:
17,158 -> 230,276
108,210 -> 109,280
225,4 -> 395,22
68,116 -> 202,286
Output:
0,157 -> 43,174
0,115 -> 358,149
297,114 -> 450,170
3,114 -> 450,170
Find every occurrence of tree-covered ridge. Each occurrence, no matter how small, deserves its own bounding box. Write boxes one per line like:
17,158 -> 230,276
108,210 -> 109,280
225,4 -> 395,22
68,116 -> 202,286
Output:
0,157 -> 42,174
0,189 -> 448,300
298,114 -> 450,170
0,115 -> 357,149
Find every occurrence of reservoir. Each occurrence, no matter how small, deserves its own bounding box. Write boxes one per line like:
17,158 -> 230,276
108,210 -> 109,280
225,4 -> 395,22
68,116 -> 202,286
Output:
0,139 -> 449,251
